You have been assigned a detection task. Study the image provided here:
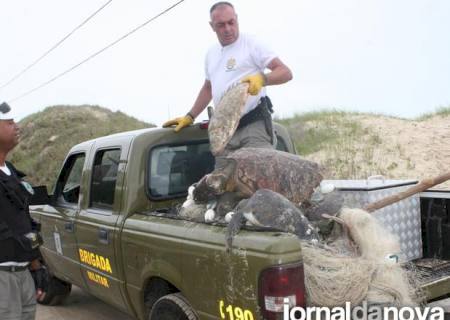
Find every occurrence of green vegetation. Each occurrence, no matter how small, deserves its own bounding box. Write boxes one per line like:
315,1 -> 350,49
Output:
276,109 -> 364,155
276,110 -> 382,178
417,106 -> 450,120
10,105 -> 154,188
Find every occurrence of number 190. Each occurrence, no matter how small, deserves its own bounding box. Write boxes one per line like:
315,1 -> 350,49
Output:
219,300 -> 254,320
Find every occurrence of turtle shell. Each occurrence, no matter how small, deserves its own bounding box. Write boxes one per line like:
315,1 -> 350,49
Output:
208,83 -> 249,156
228,148 -> 323,204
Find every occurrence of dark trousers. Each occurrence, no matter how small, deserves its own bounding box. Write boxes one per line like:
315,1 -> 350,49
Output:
215,119 -> 276,169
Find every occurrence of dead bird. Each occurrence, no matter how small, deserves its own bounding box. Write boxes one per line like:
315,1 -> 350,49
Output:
301,185 -> 344,237
215,192 -> 245,218
226,189 -> 319,251
301,186 -> 344,221
178,201 -> 207,222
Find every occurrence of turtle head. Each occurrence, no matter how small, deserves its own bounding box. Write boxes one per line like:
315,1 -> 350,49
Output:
193,159 -> 236,202
193,173 -> 229,202
193,175 -> 215,202
206,172 -> 229,192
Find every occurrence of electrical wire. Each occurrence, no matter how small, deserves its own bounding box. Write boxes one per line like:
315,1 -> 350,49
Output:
0,0 -> 113,92
8,0 -> 185,103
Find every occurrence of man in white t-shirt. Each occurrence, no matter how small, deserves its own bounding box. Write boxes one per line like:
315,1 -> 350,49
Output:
163,1 -> 292,156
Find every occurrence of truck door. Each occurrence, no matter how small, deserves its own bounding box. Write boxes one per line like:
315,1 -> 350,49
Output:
75,140 -> 129,312
38,151 -> 87,288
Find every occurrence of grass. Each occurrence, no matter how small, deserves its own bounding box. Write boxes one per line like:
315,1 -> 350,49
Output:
276,109 -> 365,156
317,131 -> 388,179
10,105 -> 153,189
417,106 -> 450,120
276,109 -> 393,178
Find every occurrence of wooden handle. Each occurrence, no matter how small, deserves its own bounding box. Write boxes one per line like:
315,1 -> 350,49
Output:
364,171 -> 450,213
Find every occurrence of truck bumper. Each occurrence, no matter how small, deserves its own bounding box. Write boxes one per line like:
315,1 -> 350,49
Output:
424,275 -> 450,304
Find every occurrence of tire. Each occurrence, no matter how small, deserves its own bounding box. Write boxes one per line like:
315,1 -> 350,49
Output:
149,293 -> 198,320
37,274 -> 72,306
144,278 -> 174,312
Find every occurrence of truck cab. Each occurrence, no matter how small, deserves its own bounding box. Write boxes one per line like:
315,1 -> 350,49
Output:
32,122 -> 304,320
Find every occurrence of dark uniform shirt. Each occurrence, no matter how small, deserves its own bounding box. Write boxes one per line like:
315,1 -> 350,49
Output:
0,162 -> 40,263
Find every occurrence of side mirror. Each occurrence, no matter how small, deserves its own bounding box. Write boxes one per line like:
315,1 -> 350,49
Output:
30,186 -> 51,205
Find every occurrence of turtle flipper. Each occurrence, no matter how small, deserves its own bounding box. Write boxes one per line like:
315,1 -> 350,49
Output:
225,211 -> 245,253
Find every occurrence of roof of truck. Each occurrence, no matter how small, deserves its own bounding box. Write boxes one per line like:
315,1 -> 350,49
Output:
68,126 -> 168,153
68,121 -> 293,155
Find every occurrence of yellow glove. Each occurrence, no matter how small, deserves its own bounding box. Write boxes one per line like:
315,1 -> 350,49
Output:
162,114 -> 194,132
241,73 -> 266,95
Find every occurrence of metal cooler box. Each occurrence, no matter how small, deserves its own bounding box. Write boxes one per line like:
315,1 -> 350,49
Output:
323,178 -> 422,261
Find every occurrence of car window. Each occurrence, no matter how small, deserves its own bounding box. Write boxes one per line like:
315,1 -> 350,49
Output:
90,149 -> 121,209
55,153 -> 85,205
148,142 -> 215,199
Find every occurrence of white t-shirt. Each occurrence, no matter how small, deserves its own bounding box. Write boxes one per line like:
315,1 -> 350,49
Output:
0,164 -> 11,176
205,33 -> 277,115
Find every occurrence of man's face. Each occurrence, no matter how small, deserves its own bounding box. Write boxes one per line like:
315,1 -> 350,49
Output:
210,5 -> 239,46
0,119 -> 19,152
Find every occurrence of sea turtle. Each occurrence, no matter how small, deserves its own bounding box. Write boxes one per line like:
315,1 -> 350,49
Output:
301,188 -> 344,221
226,189 -> 319,250
208,83 -> 249,156
193,147 -> 323,205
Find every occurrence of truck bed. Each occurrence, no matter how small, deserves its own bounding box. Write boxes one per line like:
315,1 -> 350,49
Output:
412,258 -> 450,300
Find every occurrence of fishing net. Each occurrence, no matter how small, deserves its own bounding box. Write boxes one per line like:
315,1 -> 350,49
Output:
301,208 -> 425,307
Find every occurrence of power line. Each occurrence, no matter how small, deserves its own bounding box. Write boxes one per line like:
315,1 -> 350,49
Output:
0,0 -> 113,92
8,0 -> 186,103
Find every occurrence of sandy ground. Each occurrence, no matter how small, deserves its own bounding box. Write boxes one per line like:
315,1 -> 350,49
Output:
36,286 -> 134,320
307,115 -> 450,189
358,115 -> 450,182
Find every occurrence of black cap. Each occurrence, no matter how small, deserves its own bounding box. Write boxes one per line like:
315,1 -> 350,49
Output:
0,102 -> 15,120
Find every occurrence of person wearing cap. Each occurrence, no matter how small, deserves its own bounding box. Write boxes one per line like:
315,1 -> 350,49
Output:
163,2 -> 292,157
0,102 -> 46,320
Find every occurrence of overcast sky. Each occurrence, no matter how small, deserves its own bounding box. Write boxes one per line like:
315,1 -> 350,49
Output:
1,0 -> 449,125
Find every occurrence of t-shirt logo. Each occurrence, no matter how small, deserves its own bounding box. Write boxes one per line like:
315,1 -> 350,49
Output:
226,58 -> 236,71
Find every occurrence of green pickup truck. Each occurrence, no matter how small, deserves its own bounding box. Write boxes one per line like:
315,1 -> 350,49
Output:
30,121 -> 450,320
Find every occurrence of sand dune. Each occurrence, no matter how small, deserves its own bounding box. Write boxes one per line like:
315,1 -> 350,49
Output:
304,114 -> 450,190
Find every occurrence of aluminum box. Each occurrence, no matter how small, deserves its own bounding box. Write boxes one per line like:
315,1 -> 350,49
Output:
323,178 -> 422,261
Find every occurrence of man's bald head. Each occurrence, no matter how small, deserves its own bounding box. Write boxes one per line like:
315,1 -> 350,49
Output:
209,2 -> 239,46
209,2 -> 234,17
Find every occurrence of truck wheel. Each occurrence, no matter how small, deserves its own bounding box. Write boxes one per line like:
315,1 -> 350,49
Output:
37,274 -> 72,306
144,278 -> 175,311
149,293 -> 197,320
